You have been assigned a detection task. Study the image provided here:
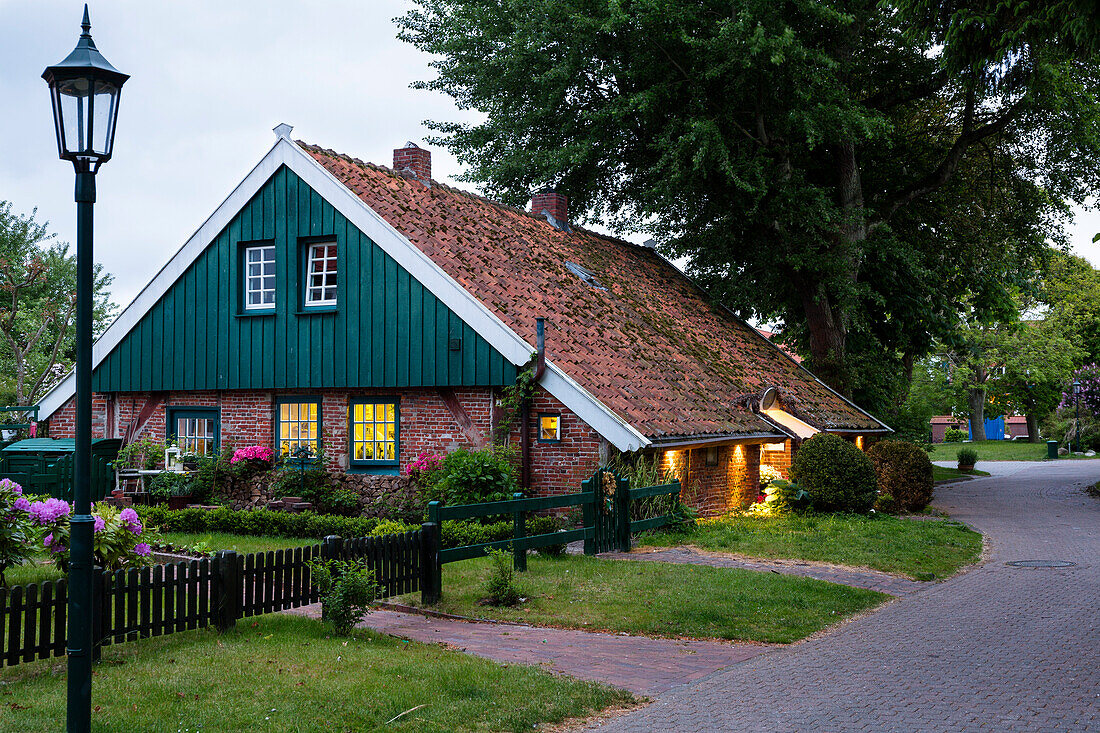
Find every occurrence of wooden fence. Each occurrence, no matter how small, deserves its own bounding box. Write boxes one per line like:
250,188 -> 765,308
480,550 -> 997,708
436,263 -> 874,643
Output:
423,469 -> 682,592
0,453 -> 113,501
1,529 -> 426,669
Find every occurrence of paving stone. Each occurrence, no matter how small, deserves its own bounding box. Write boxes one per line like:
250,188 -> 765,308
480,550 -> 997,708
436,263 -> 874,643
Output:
587,460 -> 1100,732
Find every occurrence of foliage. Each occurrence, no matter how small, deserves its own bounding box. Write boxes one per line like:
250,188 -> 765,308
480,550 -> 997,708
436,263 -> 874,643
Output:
866,440 -> 935,512
369,519 -> 417,537
28,500 -> 153,573
185,449 -> 237,503
889,360 -> 955,443
791,433 -> 878,513
397,1 -> 1100,404
746,479 -> 809,517
759,464 -> 784,487
426,446 -> 519,509
956,448 -> 979,466
605,452 -> 693,527
989,322 -> 1084,429
482,548 -> 521,607
270,457 -> 358,516
491,358 -> 538,444
944,427 -> 968,443
0,201 -> 115,406
0,478 -> 34,585
1041,251 -> 1100,365
307,558 -> 377,636
148,471 -> 193,502
116,434 -> 164,470
404,450 -> 444,487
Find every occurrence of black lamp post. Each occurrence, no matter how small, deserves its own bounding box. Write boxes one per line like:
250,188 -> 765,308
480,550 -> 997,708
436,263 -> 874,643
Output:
42,7 -> 128,732
1073,380 -> 1083,454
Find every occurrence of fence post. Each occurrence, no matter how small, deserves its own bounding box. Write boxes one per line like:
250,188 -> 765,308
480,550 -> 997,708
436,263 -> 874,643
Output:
90,565 -> 104,663
420,520 -> 442,605
511,492 -> 527,572
616,475 -> 631,553
581,476 -> 595,555
213,550 -> 239,632
321,535 -> 343,562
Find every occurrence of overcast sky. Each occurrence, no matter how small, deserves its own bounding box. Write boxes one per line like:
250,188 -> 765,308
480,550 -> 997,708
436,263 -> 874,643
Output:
2,1 -> 1098,311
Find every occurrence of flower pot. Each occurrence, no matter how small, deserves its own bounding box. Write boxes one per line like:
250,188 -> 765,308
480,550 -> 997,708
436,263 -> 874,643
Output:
168,495 -> 195,510
957,463 -> 975,472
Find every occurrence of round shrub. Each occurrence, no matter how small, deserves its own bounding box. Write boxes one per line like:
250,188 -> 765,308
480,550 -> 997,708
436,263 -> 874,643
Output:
427,447 -> 519,508
866,440 -> 934,512
943,427 -> 968,443
790,433 -> 878,513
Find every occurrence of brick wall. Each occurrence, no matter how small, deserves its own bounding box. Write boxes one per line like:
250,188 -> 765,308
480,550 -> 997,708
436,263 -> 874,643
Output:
46,385 -> 601,496
658,442 -> 771,518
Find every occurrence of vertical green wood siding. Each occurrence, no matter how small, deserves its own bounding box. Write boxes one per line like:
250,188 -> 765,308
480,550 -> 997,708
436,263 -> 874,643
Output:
92,166 -> 518,392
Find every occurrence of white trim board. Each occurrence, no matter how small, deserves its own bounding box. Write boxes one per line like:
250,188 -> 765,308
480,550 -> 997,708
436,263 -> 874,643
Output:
38,131 -> 650,452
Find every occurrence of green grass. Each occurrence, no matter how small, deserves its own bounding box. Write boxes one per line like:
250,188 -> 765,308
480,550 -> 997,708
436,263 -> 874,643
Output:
933,465 -> 991,483
927,439 -> 1084,461
400,554 -> 886,644
0,613 -> 633,732
159,531 -> 308,555
640,513 -> 982,580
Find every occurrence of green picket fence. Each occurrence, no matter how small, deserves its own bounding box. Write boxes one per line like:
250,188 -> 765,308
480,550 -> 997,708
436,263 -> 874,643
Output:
0,453 -> 113,501
422,469 -> 682,593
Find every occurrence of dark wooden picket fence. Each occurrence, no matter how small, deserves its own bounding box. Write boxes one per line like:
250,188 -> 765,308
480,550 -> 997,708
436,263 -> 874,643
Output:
0,529 -> 427,669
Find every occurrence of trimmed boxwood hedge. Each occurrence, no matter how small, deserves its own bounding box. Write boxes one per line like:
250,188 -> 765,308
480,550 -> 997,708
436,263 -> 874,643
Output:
136,505 -> 561,551
790,433 -> 878,513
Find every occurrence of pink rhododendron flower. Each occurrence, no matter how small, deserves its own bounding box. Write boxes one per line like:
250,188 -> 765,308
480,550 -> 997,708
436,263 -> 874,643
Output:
29,498 -> 71,525
119,507 -> 142,534
133,543 -> 151,557
12,497 -> 30,513
0,478 -> 23,495
231,445 -> 275,464
43,533 -> 67,554
94,515 -> 106,533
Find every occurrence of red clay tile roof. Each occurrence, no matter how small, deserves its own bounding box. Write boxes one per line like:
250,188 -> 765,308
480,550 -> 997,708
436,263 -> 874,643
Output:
302,143 -> 887,439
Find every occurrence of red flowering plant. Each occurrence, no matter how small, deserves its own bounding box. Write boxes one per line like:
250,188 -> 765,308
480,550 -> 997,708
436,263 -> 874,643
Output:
405,451 -> 444,489
230,445 -> 276,478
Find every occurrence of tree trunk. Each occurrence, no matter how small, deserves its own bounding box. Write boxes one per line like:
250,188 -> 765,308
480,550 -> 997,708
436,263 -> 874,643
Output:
1025,413 -> 1040,443
802,284 -> 849,395
968,388 -> 987,441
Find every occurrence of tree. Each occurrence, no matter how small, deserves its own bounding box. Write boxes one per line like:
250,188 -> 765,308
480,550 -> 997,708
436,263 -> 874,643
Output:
1040,251 -> 1100,365
0,202 -> 114,407
990,323 -> 1083,442
398,0 -> 1100,403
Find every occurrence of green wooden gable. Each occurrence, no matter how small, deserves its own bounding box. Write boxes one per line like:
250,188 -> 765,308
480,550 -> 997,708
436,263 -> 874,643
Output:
92,165 -> 518,392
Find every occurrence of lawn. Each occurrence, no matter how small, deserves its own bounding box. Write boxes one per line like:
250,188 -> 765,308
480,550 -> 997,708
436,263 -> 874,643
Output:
399,554 -> 886,644
933,465 -> 991,483
927,439 -> 1082,461
639,513 -> 982,580
0,613 -> 633,732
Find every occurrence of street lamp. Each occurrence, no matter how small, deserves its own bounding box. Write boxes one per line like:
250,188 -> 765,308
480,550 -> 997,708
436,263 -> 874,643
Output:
42,7 -> 128,732
1073,380 -> 1083,454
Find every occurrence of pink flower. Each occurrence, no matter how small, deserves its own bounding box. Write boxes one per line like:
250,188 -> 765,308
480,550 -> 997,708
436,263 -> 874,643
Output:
43,533 -> 66,554
0,478 -> 22,495
119,507 -> 142,535
94,515 -> 106,533
231,445 -> 275,464
133,543 -> 151,557
29,498 -> 71,525
12,497 -> 30,513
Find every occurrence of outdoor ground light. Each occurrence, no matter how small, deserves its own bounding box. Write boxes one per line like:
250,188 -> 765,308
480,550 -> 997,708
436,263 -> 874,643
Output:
43,6 -> 128,732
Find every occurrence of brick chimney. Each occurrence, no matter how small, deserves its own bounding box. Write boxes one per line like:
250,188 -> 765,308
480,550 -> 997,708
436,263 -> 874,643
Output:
530,191 -> 568,227
393,142 -> 431,179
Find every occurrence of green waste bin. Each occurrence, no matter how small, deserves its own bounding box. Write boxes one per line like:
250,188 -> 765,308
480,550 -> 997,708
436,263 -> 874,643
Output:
1047,440 -> 1059,459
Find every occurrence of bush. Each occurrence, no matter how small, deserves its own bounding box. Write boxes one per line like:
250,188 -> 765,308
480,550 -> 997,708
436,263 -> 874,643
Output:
956,448 -> 978,467
271,462 -> 360,516
0,479 -> 35,585
427,447 -> 519,508
148,471 -> 193,502
943,427 -> 968,443
483,549 -> 520,606
866,440 -> 934,512
747,479 -> 809,516
307,558 -> 377,635
790,433 -> 878,513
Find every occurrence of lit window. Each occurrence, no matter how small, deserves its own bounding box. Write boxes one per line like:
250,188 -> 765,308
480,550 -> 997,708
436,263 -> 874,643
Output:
244,245 -> 276,310
763,442 -> 786,452
538,413 -> 561,442
304,242 -> 338,306
350,401 -> 398,466
705,446 -> 719,466
167,408 -> 218,456
277,399 -> 319,456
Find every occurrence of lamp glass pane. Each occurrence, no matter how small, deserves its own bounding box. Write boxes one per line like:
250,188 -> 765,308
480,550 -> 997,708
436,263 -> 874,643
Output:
57,78 -> 91,155
93,80 -> 119,156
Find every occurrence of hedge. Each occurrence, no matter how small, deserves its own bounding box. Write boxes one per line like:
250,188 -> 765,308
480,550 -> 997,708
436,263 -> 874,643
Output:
136,506 -> 562,551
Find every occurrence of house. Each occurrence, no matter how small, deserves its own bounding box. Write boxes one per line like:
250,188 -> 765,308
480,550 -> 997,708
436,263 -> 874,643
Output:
930,414 -> 1029,442
39,126 -> 890,515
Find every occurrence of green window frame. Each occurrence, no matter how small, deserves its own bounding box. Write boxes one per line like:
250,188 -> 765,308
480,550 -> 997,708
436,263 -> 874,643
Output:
166,407 -> 220,456
537,413 -> 561,443
349,398 -> 399,473
276,397 -> 321,458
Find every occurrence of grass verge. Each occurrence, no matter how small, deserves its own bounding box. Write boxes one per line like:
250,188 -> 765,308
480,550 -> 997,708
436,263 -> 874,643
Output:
639,513 -> 981,580
927,439 -> 1092,461
159,531 -> 309,555
0,613 -> 633,732
400,554 -> 885,644
933,465 -> 991,483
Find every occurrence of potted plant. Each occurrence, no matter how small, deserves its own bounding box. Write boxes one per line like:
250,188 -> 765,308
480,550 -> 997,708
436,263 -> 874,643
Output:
957,447 -> 978,472
150,471 -> 194,509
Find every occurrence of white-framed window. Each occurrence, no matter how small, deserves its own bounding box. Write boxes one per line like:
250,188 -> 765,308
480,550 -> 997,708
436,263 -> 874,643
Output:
277,399 -> 320,457
244,245 -> 276,310
304,242 -> 338,306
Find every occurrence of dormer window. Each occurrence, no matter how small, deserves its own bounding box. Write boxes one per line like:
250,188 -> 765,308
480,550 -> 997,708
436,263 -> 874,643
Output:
244,244 -> 276,310
304,242 -> 338,306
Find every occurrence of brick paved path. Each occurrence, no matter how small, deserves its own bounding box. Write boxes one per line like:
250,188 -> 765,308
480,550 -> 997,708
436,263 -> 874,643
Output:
289,605 -> 771,696
589,461 -> 1100,732
601,547 -> 924,596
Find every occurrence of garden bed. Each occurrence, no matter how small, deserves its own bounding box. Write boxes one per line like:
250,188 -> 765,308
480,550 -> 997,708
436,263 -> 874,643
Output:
398,554 -> 886,644
638,512 -> 982,580
0,613 -> 633,732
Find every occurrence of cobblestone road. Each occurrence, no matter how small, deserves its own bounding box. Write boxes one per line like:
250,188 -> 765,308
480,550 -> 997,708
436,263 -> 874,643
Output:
589,461 -> 1100,732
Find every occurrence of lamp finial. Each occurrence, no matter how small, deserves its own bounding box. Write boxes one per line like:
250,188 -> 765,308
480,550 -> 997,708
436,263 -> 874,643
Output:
81,5 -> 91,37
